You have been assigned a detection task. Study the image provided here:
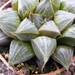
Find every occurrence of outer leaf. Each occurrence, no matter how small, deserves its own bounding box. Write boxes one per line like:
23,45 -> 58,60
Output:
0,30 -> 12,47
15,18 -> 39,41
11,0 -> 18,11
29,14 -> 44,29
0,10 -> 21,38
18,0 -> 39,19
39,20 -> 60,38
31,36 -> 56,70
9,40 -> 34,65
35,0 -> 60,17
54,10 -> 75,32
52,45 -> 73,70
57,24 -> 75,46
60,0 -> 75,14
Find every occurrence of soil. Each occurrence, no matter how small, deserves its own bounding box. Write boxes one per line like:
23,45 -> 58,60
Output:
0,0 -> 75,75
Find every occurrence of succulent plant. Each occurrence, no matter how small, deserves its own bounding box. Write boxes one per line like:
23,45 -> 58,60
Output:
0,0 -> 75,73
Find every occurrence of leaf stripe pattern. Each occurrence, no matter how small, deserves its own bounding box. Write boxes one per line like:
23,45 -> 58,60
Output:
16,18 -> 39,34
9,40 -> 34,65
39,20 -> 60,38
52,45 -> 73,70
18,0 -> 38,19
0,10 -> 21,38
57,24 -> 75,46
54,10 -> 75,32
35,0 -> 54,17
31,36 -> 56,69
15,18 -> 39,41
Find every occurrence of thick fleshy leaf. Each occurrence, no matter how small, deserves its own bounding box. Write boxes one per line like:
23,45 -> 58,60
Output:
29,14 -> 44,29
54,10 -> 75,32
60,0 -> 75,14
52,0 -> 60,11
0,10 -> 21,38
18,0 -> 39,19
0,30 -> 12,47
35,0 -> 60,17
11,0 -> 18,11
15,18 -> 39,41
31,36 -> 56,70
52,45 -> 73,70
57,24 -> 75,46
39,20 -> 60,38
9,40 -> 34,65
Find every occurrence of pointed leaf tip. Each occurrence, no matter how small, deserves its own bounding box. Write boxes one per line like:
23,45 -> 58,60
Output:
18,0 -> 39,19
9,40 -> 34,65
54,10 -> 75,32
52,45 -> 74,70
15,18 -> 39,41
35,0 -> 60,17
31,36 -> 56,69
39,20 -> 60,38
57,24 -> 75,46
0,10 -> 21,38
